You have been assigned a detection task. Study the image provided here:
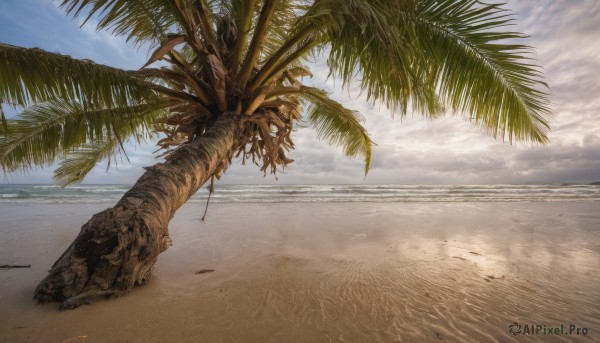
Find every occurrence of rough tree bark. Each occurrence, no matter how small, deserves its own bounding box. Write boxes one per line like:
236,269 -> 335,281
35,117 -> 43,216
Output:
34,113 -> 239,310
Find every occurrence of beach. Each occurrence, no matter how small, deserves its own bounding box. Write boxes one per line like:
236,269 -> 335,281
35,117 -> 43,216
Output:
1,201 -> 599,342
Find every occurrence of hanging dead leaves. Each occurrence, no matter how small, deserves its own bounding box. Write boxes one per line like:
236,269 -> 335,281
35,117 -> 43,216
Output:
137,12 -> 311,180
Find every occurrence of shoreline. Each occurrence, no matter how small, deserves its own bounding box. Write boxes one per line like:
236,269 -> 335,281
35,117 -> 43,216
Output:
1,202 -> 599,342
2,184 -> 600,205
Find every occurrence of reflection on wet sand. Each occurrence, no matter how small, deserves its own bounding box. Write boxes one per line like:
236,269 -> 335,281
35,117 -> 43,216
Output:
1,202 -> 598,342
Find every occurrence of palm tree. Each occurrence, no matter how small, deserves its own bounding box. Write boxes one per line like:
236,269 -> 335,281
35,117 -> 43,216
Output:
0,0 -> 550,310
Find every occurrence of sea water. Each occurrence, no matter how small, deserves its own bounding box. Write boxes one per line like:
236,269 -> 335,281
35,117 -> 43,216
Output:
1,184 -> 599,204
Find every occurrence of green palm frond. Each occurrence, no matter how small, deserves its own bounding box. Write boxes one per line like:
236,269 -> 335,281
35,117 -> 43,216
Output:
301,0 -> 439,116
52,140 -> 120,186
59,0 -> 178,48
301,0 -> 550,142
301,87 -> 373,175
414,0 -> 551,143
261,1 -> 309,60
0,43 -> 152,108
307,0 -> 423,114
238,0 -> 278,87
0,102 -> 6,130
230,0 -> 258,67
0,99 -> 170,175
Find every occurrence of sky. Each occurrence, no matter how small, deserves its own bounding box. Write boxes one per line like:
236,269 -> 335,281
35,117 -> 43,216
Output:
1,0 -> 599,185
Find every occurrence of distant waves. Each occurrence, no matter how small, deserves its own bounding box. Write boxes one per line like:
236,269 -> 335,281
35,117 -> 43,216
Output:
1,184 -> 599,204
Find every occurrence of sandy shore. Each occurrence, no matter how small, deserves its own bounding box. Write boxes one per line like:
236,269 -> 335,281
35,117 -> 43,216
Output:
1,202 -> 599,342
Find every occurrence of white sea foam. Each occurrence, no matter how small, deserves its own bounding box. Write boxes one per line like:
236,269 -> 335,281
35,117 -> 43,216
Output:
1,184 -> 599,204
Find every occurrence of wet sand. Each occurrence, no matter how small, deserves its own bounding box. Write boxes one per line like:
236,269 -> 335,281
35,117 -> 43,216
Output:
1,202 -> 599,342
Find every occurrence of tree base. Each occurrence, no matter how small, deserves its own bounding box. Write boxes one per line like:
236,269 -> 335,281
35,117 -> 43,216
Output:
34,202 -> 172,310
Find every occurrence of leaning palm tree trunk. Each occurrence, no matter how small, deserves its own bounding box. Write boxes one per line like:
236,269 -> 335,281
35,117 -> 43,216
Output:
34,114 -> 238,310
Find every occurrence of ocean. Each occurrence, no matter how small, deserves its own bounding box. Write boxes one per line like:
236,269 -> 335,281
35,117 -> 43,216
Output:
1,184 -> 599,204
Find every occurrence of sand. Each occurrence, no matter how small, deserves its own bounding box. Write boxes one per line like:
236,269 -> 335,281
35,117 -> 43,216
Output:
1,202 -> 599,342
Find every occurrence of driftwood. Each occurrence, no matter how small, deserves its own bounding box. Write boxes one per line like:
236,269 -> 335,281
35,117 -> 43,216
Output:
0,264 -> 31,269
195,269 -> 215,274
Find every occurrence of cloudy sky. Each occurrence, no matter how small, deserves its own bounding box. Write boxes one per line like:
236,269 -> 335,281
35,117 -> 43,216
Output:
1,0 -> 599,185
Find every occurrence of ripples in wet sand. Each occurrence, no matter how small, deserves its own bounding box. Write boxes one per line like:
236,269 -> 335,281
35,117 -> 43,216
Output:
0,202 -> 598,342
